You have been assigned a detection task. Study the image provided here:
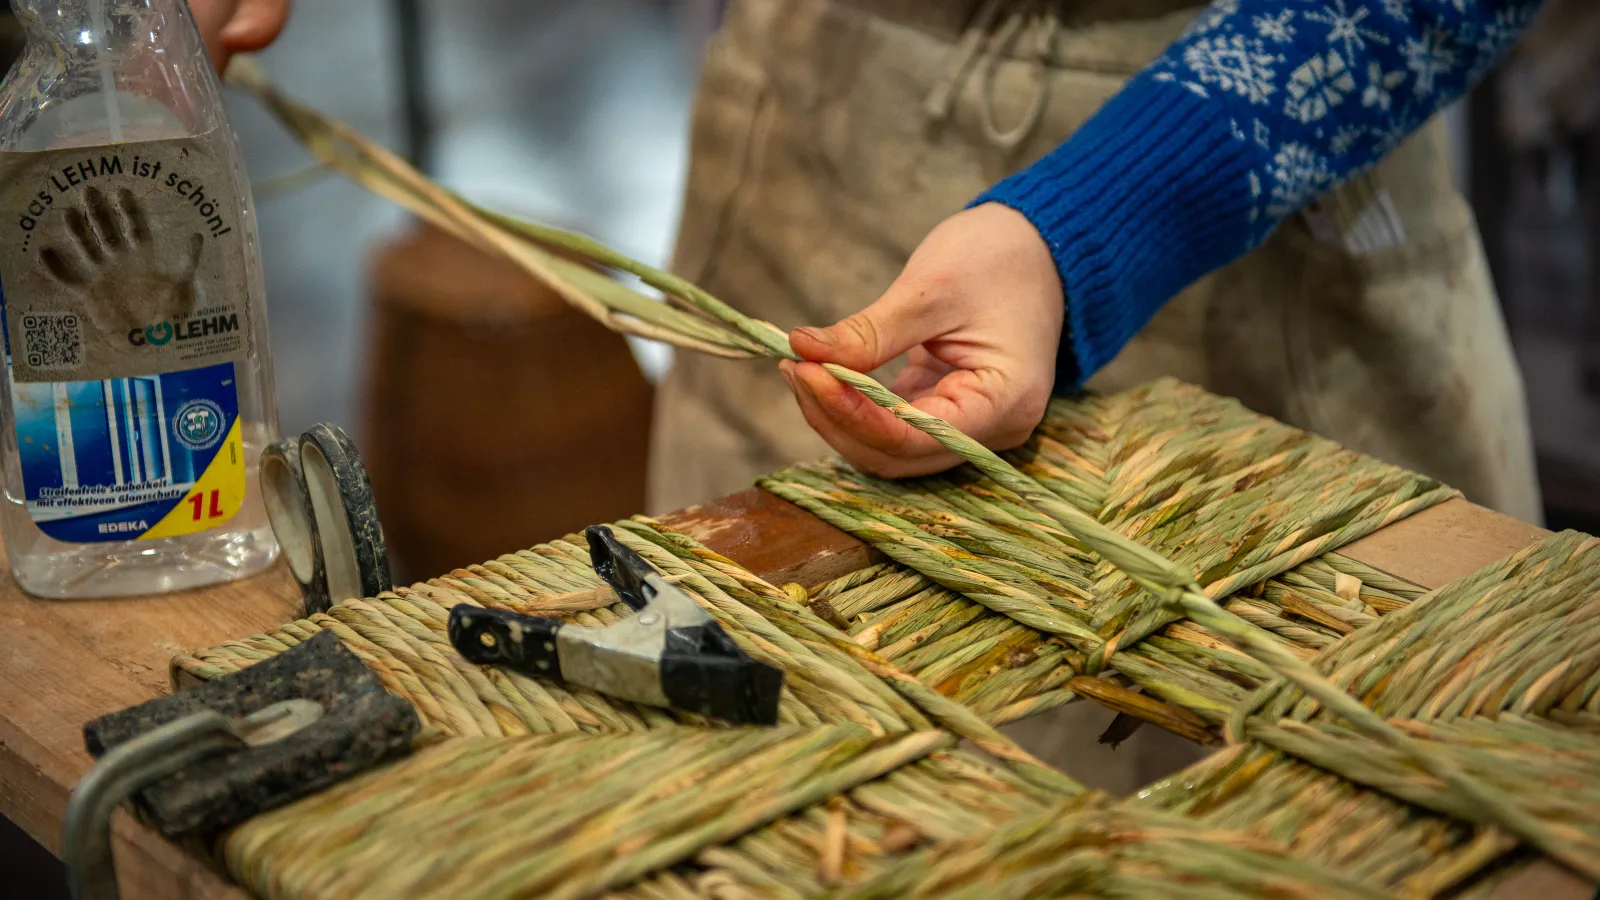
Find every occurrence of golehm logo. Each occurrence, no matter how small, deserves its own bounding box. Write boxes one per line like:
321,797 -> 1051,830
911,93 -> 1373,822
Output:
128,313 -> 238,347
173,399 -> 225,451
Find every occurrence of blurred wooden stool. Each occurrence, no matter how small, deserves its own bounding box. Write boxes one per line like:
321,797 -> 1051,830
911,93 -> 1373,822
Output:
364,224 -> 654,579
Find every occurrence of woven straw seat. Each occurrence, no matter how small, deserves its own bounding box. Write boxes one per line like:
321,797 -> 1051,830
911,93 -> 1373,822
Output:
169,382 -> 1600,899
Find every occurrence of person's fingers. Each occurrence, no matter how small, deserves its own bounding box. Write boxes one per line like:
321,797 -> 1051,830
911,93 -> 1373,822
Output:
796,362 -> 946,453
782,360 -> 944,474
220,0 -> 292,52
784,363 -> 962,477
938,368 -> 1045,450
888,350 -> 954,401
788,274 -> 952,373
797,361 -> 1025,477
780,361 -> 891,469
189,0 -> 241,50
812,351 -> 1045,448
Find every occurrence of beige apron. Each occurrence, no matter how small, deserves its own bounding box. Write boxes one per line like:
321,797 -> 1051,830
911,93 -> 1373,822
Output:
648,0 -> 1541,528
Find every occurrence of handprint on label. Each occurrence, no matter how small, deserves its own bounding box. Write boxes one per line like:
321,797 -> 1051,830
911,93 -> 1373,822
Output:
38,185 -> 204,347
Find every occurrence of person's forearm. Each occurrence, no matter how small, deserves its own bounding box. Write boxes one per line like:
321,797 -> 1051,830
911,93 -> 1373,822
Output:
978,0 -> 1543,391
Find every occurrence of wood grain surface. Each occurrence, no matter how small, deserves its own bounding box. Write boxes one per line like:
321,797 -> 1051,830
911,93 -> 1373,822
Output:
0,558 -> 301,898
1339,497 -> 1549,590
659,488 -> 880,588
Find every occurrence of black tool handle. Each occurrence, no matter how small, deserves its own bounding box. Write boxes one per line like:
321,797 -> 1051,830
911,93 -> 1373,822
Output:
448,606 -> 564,680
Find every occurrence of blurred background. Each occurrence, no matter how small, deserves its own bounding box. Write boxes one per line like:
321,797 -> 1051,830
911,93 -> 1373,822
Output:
226,0 -> 719,582
1477,0 -> 1600,537
240,0 -> 709,434
0,0 -> 1596,892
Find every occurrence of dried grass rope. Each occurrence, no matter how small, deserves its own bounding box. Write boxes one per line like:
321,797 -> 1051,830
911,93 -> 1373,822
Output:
180,518 -> 1600,897
181,518 -> 1082,899
859,531 -> 1600,898
767,380 -> 1448,736
176,518 -> 1070,788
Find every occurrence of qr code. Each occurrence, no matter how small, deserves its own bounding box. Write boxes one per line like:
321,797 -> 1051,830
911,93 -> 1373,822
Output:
21,313 -> 83,370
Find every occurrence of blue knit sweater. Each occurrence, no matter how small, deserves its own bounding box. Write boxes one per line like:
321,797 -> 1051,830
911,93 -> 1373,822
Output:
976,0 -> 1542,391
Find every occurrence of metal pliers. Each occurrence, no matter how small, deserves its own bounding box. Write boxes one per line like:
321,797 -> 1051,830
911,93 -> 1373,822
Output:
449,526 -> 784,725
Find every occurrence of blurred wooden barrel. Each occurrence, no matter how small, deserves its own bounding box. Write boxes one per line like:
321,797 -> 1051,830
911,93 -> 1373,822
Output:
364,224 -> 654,579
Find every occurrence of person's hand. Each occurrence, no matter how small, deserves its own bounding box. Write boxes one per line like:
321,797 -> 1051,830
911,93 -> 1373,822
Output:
779,202 -> 1063,478
188,0 -> 292,71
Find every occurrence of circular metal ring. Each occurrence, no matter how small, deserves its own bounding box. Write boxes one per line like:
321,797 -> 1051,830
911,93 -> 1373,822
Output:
297,424 -> 392,604
261,437 -> 330,615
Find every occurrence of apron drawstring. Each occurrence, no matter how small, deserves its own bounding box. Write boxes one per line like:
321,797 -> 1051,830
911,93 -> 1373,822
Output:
923,0 -> 1060,152
922,0 -> 1008,124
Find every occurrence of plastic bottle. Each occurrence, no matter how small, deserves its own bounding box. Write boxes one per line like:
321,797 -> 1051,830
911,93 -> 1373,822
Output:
0,0 -> 279,597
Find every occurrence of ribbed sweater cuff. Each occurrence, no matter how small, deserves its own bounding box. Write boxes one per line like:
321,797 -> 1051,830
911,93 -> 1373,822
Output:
975,75 -> 1260,392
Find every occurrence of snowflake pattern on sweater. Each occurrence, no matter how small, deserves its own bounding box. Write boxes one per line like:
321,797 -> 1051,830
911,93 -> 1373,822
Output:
1148,0 -> 1539,243
976,0 -> 1543,390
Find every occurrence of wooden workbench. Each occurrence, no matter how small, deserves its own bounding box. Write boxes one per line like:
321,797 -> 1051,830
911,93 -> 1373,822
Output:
0,488 -> 1572,899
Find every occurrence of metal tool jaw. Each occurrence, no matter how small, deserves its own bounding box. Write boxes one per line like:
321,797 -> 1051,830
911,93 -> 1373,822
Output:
450,525 -> 784,725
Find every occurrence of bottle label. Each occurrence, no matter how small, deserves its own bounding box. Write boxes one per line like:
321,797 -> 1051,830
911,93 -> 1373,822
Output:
0,134 -> 248,542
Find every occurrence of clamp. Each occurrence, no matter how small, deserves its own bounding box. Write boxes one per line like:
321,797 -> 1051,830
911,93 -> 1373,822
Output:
450,525 -> 784,725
